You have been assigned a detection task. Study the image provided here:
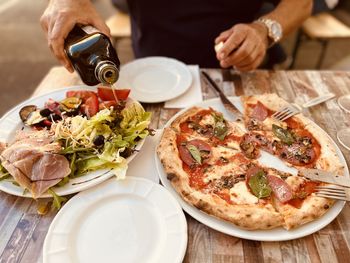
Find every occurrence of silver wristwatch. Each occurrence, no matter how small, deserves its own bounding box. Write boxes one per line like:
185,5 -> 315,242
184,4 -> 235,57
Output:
255,18 -> 283,47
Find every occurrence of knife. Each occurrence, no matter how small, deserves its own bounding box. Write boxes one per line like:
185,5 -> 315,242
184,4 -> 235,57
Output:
201,71 -> 243,121
299,168 -> 350,187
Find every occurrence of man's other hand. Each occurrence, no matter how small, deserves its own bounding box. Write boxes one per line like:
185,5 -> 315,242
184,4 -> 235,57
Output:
40,0 -> 110,73
215,23 -> 269,71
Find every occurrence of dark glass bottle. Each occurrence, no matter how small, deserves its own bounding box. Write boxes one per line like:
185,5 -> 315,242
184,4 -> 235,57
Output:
64,25 -> 120,86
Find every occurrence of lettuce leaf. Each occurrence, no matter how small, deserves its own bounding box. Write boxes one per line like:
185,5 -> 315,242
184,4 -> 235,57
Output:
117,102 -> 151,146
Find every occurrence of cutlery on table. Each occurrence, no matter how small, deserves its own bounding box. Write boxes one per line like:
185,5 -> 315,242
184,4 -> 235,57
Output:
201,71 -> 243,121
272,93 -> 335,121
299,168 -> 350,187
315,186 -> 350,201
299,167 -> 350,201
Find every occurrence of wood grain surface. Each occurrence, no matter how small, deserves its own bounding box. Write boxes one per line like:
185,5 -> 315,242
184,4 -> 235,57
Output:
1,66 -> 349,263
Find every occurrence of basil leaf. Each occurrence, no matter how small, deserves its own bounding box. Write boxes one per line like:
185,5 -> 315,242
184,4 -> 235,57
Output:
272,124 -> 295,145
212,113 -> 228,141
187,145 -> 202,164
248,170 -> 272,198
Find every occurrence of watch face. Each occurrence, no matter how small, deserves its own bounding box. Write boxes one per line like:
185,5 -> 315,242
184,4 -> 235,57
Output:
271,23 -> 282,39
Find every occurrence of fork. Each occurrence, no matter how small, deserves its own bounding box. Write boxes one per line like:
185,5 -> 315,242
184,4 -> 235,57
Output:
272,93 -> 335,121
315,185 -> 350,201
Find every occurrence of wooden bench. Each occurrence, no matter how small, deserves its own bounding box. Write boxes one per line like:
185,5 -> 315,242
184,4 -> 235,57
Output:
106,11 -> 131,41
291,12 -> 350,69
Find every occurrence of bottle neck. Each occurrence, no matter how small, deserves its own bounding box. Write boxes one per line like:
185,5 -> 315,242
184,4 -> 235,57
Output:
95,61 -> 119,85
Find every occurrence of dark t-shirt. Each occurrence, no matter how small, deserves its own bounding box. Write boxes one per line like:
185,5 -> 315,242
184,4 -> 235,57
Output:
127,0 -> 265,67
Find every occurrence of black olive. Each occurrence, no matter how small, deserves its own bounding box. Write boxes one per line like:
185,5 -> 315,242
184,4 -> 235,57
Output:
93,135 -> 105,146
120,147 -> 134,158
40,108 -> 51,117
50,114 -> 62,122
64,108 -> 80,117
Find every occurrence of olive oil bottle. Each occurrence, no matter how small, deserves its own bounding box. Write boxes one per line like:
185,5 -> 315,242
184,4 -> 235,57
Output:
64,25 -> 120,86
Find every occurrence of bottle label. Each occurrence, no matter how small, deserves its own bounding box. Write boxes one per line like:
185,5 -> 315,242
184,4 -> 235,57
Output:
81,25 -> 99,34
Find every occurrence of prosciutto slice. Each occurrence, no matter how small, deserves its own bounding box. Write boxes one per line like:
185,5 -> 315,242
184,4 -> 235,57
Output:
0,130 -> 70,198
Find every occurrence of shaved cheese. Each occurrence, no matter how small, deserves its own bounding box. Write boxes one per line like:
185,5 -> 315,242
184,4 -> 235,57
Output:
229,181 -> 259,204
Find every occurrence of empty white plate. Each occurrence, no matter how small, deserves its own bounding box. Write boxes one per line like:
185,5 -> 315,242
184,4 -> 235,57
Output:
116,57 -> 192,103
43,177 -> 187,263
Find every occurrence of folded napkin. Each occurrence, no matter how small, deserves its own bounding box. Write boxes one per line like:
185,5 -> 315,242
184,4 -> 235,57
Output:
164,65 -> 203,108
126,130 -> 162,183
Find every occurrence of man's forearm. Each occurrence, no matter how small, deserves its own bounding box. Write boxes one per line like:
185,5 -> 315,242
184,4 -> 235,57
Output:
261,0 -> 313,37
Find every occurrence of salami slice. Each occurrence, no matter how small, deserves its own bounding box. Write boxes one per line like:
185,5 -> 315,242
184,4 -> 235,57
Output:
251,101 -> 269,121
267,175 -> 293,203
178,139 -> 211,166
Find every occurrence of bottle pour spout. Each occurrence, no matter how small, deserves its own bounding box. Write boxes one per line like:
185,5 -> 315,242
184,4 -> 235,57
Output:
95,61 -> 119,85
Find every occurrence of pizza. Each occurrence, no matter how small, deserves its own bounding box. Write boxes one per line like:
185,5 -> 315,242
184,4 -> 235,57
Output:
157,93 -> 344,230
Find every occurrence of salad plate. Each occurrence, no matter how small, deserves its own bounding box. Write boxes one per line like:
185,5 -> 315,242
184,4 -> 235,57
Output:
43,176 -> 188,263
0,86 -> 148,198
155,97 -> 348,241
115,57 -> 192,103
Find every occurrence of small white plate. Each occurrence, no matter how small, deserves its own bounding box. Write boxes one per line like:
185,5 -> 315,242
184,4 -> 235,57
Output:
116,57 -> 192,103
0,86 -> 145,198
43,176 -> 187,263
155,97 -> 349,241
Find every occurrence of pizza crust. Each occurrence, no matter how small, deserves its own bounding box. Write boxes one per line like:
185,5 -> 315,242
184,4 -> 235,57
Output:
186,190 -> 284,230
274,195 -> 334,229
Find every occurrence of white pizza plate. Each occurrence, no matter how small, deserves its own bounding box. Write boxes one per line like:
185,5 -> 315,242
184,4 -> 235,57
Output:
155,97 -> 349,241
115,57 -> 192,103
43,176 -> 187,263
0,86 -> 145,198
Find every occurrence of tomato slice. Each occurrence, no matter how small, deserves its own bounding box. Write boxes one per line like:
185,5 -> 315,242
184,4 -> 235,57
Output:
97,86 -> 130,101
84,93 -> 99,117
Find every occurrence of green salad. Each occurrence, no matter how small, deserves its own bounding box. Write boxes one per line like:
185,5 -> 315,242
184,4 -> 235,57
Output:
55,101 -> 152,181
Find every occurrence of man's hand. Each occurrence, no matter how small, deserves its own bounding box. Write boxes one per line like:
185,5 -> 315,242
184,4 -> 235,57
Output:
40,0 -> 110,73
215,23 -> 269,71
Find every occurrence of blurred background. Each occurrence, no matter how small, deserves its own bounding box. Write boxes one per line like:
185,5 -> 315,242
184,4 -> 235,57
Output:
0,0 -> 350,117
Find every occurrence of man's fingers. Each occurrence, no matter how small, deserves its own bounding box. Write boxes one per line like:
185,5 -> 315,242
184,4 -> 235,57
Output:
222,40 -> 257,67
236,52 -> 265,71
40,15 -> 49,39
215,28 -> 233,44
216,26 -> 247,60
91,19 -> 111,37
49,17 -> 75,72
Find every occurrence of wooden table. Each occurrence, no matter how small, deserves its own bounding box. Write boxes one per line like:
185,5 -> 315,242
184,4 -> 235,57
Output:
1,67 -> 350,263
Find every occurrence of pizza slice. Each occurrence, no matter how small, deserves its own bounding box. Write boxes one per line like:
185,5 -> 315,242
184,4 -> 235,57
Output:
240,94 -> 344,175
244,165 -> 333,230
